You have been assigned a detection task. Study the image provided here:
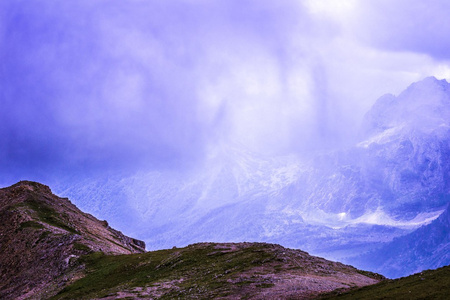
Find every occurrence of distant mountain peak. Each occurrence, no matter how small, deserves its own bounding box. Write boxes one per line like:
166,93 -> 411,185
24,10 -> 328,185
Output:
362,76 -> 450,137
412,75 -> 448,86
399,76 -> 449,97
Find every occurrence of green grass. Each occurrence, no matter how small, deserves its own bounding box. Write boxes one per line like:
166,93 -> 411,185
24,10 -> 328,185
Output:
322,265 -> 450,300
22,196 -> 79,234
255,283 -> 275,288
51,243 -> 279,299
73,243 -> 92,252
19,221 -> 45,230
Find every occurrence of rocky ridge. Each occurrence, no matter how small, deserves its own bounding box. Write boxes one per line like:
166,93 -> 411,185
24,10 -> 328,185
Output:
0,181 -> 145,299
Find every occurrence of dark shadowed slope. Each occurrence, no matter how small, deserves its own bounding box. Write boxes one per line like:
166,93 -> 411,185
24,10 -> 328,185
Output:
0,181 -> 145,300
323,264 -> 450,300
350,204 -> 450,278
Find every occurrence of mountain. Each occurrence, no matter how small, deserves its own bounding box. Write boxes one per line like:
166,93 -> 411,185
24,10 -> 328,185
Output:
336,77 -> 450,277
52,77 -> 450,278
0,181 -> 384,299
0,181 -> 145,300
355,76 -> 450,218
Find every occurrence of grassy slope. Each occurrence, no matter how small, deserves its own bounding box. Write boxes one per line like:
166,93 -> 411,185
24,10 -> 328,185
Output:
52,242 -> 382,299
52,243 -> 276,299
323,265 -> 450,300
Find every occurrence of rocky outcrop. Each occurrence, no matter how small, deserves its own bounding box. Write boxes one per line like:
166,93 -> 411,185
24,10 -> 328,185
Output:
0,181 -> 145,299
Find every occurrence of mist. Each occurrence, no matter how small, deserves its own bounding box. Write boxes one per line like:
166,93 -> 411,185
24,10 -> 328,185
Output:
1,0 -> 450,184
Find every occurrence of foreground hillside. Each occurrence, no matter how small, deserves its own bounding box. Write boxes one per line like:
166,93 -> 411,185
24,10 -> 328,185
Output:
0,181 -> 382,299
53,242 -> 382,299
324,265 -> 450,300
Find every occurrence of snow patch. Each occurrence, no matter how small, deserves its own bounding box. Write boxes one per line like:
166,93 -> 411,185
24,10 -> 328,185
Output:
357,125 -> 405,148
354,208 -> 444,228
300,207 -> 444,230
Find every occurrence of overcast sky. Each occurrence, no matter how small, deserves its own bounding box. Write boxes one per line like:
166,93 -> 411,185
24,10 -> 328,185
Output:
1,0 -> 450,185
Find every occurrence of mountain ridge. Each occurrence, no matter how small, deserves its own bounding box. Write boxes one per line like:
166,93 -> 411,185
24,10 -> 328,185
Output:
0,180 -> 383,299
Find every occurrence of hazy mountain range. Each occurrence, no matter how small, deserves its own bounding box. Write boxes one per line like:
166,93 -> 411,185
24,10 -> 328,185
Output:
52,77 -> 450,278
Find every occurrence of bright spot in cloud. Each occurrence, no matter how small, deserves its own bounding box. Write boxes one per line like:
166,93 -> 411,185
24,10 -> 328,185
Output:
304,0 -> 357,19
433,64 -> 450,80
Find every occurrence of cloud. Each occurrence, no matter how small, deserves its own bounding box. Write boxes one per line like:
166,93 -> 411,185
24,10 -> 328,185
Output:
350,0 -> 450,60
0,0 -> 313,176
1,0 -> 450,183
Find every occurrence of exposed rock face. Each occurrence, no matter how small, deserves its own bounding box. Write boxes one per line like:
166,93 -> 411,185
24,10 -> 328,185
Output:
0,181 -> 145,299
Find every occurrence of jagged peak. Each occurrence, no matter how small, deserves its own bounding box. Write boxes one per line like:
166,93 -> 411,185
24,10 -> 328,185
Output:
361,75 -> 450,137
421,76 -> 448,84
403,76 -> 449,95
415,76 -> 448,86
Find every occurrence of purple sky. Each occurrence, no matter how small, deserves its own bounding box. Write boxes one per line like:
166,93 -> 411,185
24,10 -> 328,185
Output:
1,0 -> 450,185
